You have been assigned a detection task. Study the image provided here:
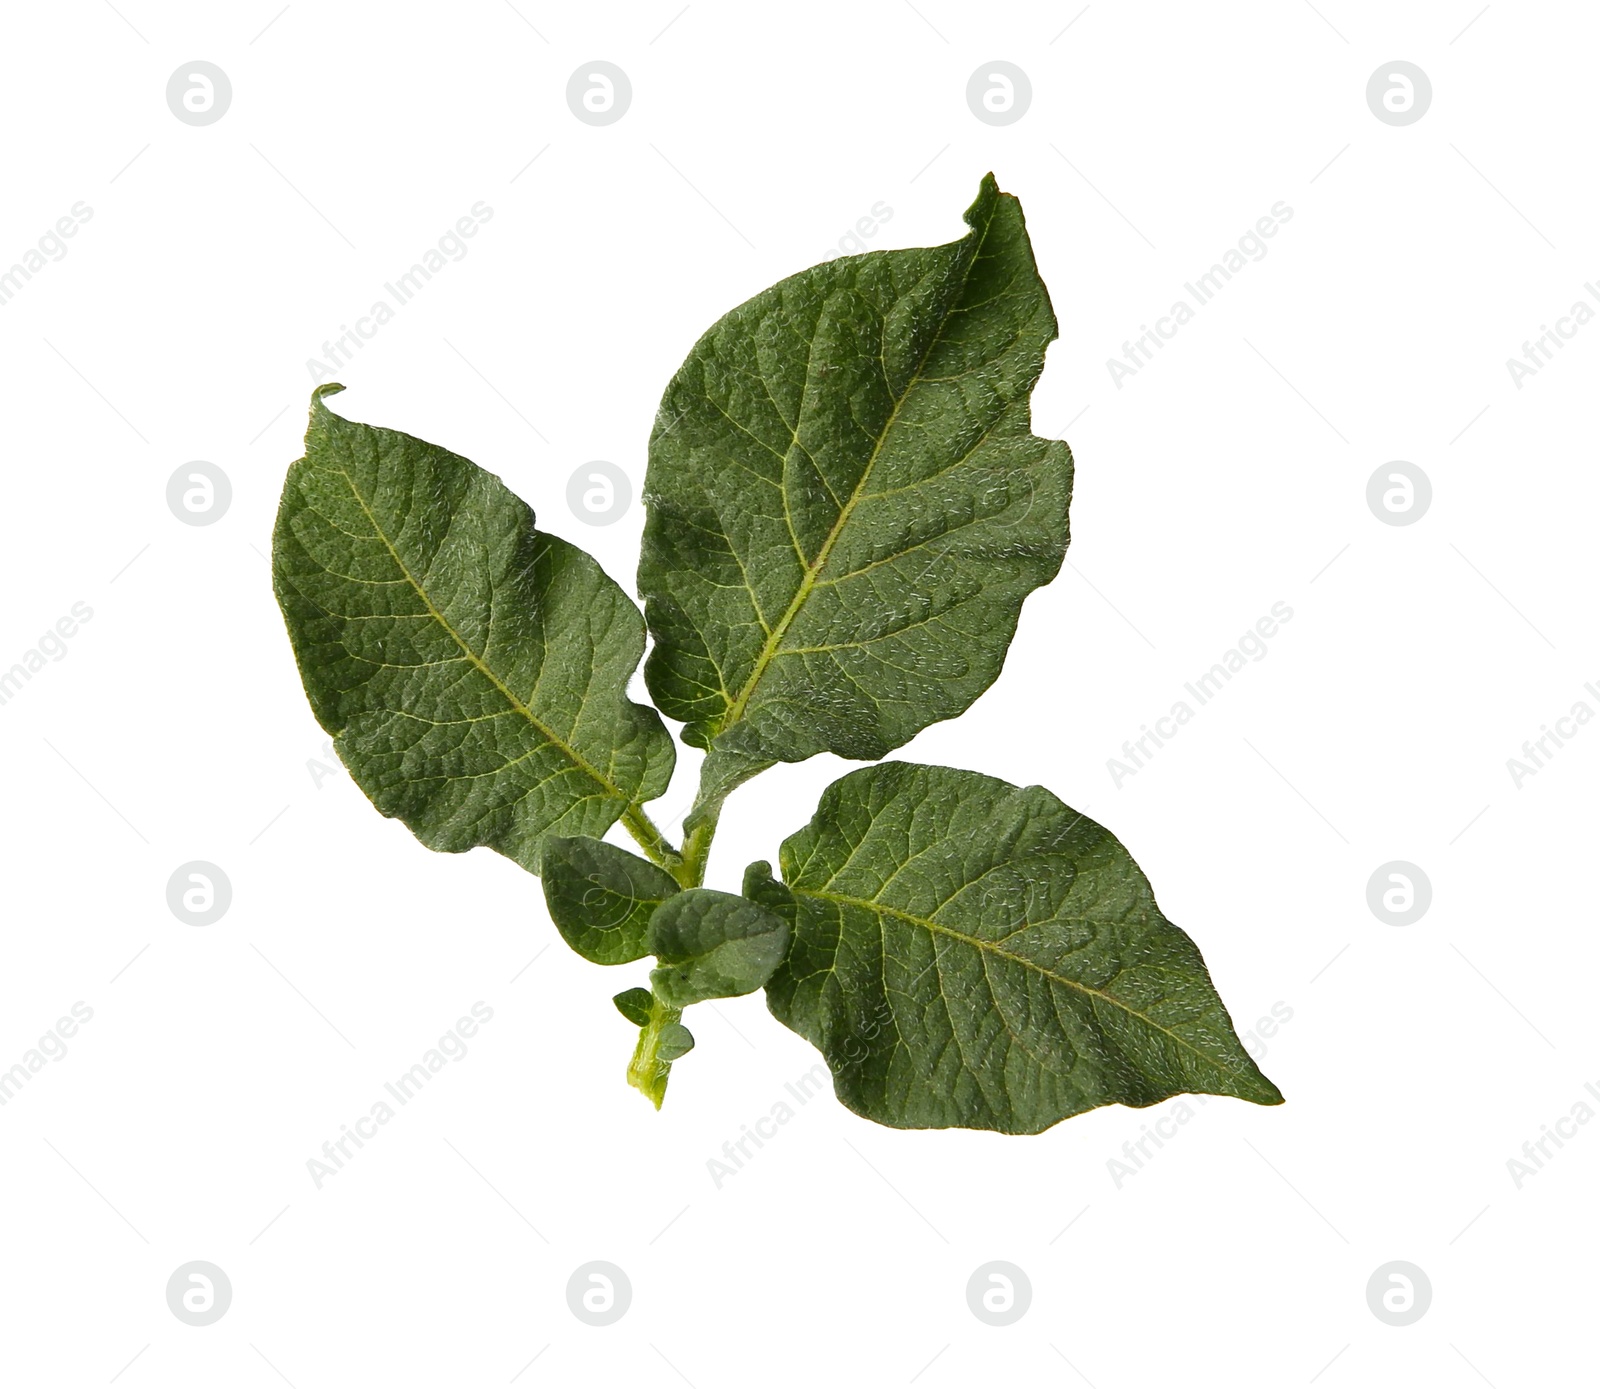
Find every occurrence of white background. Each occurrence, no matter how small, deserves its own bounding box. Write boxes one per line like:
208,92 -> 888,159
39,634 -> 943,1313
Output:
1,1 -> 1594,1384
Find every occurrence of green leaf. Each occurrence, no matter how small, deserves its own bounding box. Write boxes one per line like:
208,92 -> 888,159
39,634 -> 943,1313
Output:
656,1023 -> 695,1061
542,836 -> 681,964
273,384 -> 675,874
764,762 -> 1283,1134
646,888 -> 791,1008
639,173 -> 1072,766
613,988 -> 654,1026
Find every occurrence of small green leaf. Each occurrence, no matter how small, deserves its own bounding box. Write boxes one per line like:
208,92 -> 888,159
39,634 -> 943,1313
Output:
646,888 -> 790,1008
656,1023 -> 695,1061
765,762 -> 1283,1133
613,988 -> 654,1026
639,174 -> 1072,766
542,836 -> 680,964
272,384 -> 674,875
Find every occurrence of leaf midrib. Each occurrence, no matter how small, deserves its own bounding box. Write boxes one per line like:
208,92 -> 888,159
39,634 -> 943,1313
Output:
715,207 -> 997,737
794,885 -> 1247,1081
333,467 -> 630,805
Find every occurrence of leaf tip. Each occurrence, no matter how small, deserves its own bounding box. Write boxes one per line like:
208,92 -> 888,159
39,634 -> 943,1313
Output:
1252,1075 -> 1287,1106
963,174 -> 1003,231
1217,1057 -> 1285,1108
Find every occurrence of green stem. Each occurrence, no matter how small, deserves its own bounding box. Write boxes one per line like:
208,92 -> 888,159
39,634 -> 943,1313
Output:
621,803 -> 681,872
675,809 -> 720,889
625,994 -> 684,1109
620,753 -> 765,1106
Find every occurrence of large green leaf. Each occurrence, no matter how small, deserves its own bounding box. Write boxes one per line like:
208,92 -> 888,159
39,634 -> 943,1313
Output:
273,384 -> 674,874
639,174 -> 1072,765
761,762 -> 1282,1133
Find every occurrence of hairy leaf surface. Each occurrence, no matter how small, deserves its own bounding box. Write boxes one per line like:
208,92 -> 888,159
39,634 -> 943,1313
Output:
762,762 -> 1282,1133
647,888 -> 790,1008
639,174 -> 1072,764
542,836 -> 680,964
273,385 -> 674,874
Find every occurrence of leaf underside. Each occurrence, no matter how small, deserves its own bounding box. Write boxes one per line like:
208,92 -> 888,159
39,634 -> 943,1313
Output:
639,173 -> 1073,766
763,762 -> 1282,1134
272,385 -> 674,874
